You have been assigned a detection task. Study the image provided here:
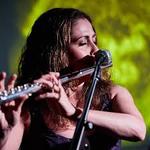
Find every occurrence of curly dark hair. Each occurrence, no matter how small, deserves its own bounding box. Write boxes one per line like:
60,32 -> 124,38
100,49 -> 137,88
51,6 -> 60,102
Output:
17,8 -> 93,84
17,8 -> 112,129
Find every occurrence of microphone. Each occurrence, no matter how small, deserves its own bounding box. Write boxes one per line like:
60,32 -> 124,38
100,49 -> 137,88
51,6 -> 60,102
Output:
95,49 -> 112,66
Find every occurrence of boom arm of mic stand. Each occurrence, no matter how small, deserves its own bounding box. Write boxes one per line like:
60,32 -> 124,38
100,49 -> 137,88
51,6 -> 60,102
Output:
69,58 -> 102,150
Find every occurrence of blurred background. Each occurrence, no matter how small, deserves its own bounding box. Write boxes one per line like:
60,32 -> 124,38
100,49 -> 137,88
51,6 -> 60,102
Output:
0,0 -> 150,149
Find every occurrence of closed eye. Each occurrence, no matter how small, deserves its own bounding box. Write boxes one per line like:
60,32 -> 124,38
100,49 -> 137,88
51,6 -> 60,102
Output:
79,42 -> 87,46
78,38 -> 88,46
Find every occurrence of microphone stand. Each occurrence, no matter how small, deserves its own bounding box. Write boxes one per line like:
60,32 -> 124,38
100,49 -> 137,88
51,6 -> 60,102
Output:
69,57 -> 103,150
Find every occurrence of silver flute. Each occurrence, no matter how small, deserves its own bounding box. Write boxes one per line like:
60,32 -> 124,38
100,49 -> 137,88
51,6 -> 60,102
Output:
0,64 -> 112,105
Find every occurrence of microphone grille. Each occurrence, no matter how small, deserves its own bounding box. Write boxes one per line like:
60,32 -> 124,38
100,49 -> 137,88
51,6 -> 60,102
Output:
95,49 -> 112,66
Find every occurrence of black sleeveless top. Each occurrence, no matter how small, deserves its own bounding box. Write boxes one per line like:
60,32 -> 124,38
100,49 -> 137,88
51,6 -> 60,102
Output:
20,95 -> 121,150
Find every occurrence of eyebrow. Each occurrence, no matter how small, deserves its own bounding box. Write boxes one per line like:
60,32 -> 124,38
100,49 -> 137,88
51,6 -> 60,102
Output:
71,33 -> 96,42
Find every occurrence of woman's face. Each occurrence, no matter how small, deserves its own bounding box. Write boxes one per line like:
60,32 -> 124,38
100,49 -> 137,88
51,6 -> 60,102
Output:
68,19 -> 99,69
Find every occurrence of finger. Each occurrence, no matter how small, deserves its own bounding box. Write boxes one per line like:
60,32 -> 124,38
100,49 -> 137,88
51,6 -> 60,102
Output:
4,101 -> 15,107
6,74 -> 17,91
15,95 -> 29,112
41,73 -> 58,79
48,72 -> 60,79
34,78 -> 53,89
0,111 -> 8,129
41,73 -> 59,85
2,95 -> 28,110
0,72 -> 6,91
35,92 -> 60,100
51,73 -> 60,85
53,84 -> 60,93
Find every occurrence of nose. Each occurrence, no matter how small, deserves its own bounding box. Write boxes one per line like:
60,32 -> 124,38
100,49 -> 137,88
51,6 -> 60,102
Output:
90,41 -> 99,56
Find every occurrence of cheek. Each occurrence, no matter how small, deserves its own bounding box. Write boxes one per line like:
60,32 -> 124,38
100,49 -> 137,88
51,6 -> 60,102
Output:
68,48 -> 87,61
73,52 -> 86,60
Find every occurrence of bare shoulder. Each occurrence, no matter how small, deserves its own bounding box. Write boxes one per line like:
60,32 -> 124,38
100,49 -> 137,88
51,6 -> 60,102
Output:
110,84 -> 143,118
110,84 -> 131,100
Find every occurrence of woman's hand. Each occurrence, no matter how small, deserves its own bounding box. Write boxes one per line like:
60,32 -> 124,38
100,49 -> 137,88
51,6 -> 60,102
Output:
34,72 -> 76,117
0,72 -> 28,145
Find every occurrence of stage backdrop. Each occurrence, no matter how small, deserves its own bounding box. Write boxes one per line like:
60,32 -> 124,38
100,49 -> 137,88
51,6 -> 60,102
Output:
0,0 -> 150,149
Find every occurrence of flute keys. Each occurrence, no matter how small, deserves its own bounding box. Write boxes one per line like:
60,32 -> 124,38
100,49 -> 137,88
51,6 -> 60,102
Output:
10,88 -> 15,94
1,90 -> 8,96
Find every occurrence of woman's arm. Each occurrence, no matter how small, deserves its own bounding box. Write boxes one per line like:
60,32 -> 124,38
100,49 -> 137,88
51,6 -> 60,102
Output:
87,85 -> 146,141
0,72 -> 28,150
33,72 -> 146,141
0,119 -> 25,150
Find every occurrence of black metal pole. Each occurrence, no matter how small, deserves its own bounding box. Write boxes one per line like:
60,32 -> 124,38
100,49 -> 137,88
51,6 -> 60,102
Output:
69,56 -> 102,150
